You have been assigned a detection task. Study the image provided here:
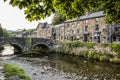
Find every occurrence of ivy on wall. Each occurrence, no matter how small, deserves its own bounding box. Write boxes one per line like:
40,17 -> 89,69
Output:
25,38 -> 32,48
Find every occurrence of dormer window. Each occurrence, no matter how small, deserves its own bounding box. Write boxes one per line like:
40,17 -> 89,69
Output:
95,18 -> 99,22
85,20 -> 88,24
95,24 -> 99,31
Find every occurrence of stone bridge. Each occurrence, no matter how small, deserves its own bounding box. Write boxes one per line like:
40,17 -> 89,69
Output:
0,37 -> 55,52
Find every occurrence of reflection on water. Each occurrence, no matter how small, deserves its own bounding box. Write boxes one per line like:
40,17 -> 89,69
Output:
40,53 -> 120,79
1,48 -> 120,79
0,46 -> 14,55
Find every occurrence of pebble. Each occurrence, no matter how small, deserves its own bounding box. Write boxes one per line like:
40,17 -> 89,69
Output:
33,73 -> 37,75
0,62 -> 5,80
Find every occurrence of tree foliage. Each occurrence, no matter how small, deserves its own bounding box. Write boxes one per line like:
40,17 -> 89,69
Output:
52,14 -> 66,25
4,0 -> 120,23
26,29 -> 35,33
0,26 -> 3,37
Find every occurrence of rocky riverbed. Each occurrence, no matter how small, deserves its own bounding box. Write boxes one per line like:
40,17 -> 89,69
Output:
0,61 -> 5,80
0,56 -> 83,80
1,53 -> 120,80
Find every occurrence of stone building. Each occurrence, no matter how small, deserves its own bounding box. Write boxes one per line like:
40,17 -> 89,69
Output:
36,22 -> 53,39
58,11 -> 120,43
28,31 -> 37,38
64,11 -> 106,43
54,24 -> 64,41
35,11 -> 120,43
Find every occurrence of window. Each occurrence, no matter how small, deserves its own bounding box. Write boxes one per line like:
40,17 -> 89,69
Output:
77,29 -> 80,34
85,26 -> 88,32
67,30 -> 70,33
85,20 -> 88,23
95,24 -> 99,31
72,23 -> 74,27
67,24 -> 69,28
95,18 -> 99,22
71,30 -> 74,34
61,36 -> 63,40
48,30 -> 50,33
77,22 -> 80,27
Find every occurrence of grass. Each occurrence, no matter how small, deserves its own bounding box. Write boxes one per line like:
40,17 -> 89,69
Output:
4,63 -> 30,80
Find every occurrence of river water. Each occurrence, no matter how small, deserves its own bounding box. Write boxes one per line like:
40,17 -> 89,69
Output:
1,46 -> 120,80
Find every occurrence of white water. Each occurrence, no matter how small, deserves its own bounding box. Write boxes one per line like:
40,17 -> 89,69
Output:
0,46 -> 14,56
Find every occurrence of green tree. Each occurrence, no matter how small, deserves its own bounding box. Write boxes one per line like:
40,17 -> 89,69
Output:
26,29 -> 35,33
0,24 -> 3,37
4,0 -> 120,23
3,29 -> 9,37
52,14 -> 66,25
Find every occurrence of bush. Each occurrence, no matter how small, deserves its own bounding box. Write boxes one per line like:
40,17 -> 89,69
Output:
0,46 -> 4,51
63,41 -> 96,48
4,63 -> 30,80
109,56 -> 120,63
88,50 -> 95,58
85,42 -> 96,48
109,43 -> 120,57
99,55 -> 110,61
101,43 -> 108,47
88,50 -> 100,59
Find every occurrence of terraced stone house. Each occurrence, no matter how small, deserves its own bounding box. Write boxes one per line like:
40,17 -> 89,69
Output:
35,11 -> 120,43
36,22 -> 53,39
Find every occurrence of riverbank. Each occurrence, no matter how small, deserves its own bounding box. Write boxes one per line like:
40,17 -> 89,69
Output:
0,57 -> 30,80
0,61 -> 5,80
1,53 -> 120,79
55,41 -> 120,63
4,63 -> 30,80
1,56 -> 84,80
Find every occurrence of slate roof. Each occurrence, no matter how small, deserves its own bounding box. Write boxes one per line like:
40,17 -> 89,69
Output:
36,22 -> 53,29
65,11 -> 105,23
53,23 -> 64,28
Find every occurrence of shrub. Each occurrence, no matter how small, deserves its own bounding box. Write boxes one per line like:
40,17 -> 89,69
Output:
63,41 -> 96,48
85,42 -> 96,48
109,43 -> 120,57
88,50 -> 95,58
109,56 -> 120,63
88,50 -> 104,60
4,63 -> 30,80
99,55 -> 110,61
0,46 -> 4,51
101,43 -> 108,47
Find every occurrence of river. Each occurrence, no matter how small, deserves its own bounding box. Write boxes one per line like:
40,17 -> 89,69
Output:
1,46 -> 120,80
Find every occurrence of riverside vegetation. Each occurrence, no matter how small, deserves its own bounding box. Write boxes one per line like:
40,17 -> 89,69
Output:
25,41 -> 120,63
4,63 -> 30,80
55,41 -> 120,63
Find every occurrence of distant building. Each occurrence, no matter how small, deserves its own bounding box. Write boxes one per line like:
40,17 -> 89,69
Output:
29,31 -> 37,38
36,22 -> 53,39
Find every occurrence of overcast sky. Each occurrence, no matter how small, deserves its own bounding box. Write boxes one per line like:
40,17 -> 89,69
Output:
0,0 -> 53,30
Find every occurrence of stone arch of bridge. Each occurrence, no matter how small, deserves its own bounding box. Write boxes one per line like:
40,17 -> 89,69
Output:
32,42 -> 50,50
10,43 -> 23,53
1,42 -> 23,53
